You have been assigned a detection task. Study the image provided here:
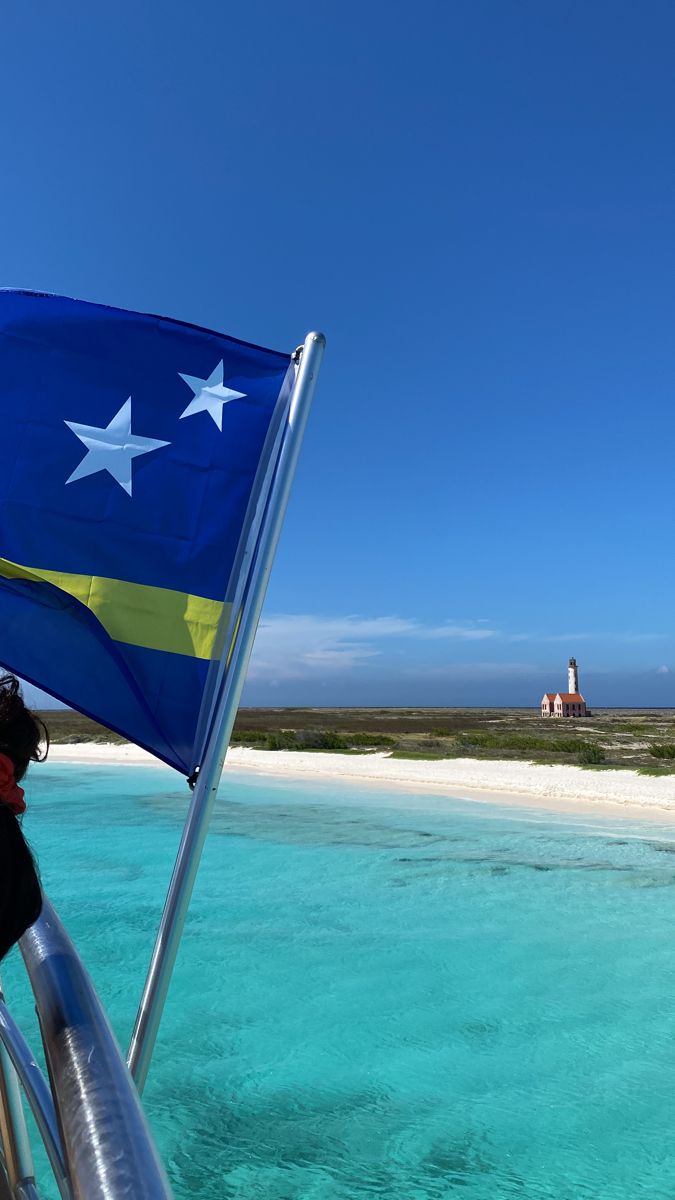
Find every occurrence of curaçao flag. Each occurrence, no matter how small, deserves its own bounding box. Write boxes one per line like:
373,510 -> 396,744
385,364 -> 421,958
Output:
0,291 -> 294,775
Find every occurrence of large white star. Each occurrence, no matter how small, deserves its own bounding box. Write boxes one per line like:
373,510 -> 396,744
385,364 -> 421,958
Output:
65,399 -> 170,496
178,361 -> 246,430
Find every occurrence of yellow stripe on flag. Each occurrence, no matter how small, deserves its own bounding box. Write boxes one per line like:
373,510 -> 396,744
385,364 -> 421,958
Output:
0,557 -> 226,660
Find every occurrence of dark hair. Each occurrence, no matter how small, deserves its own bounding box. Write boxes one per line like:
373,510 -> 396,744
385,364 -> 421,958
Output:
0,675 -> 46,960
0,805 -> 42,960
0,674 -> 49,782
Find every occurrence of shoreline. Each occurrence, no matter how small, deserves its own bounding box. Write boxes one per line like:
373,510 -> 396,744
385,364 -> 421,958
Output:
45,742 -> 675,822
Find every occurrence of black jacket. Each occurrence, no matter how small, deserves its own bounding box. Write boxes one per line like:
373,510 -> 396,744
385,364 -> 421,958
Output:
0,806 -> 42,961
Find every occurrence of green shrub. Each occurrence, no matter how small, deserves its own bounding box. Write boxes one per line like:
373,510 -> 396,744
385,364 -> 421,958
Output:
347,732 -> 396,748
547,737 -> 585,754
266,731 -> 301,750
456,732 -> 537,751
236,728 -> 397,752
456,731 -> 582,755
295,730 -> 349,750
577,743 -> 605,765
649,743 -> 675,759
391,750 -> 449,761
230,728 -> 268,745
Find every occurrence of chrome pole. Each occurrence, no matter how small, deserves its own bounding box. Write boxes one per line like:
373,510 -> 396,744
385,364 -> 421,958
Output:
0,981 -> 35,1199
128,332 -> 325,1092
0,1000 -> 69,1198
22,900 -> 172,1199
13,1185 -> 39,1200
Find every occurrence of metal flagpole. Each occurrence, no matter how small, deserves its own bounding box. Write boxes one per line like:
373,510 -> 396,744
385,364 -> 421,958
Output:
128,331 -> 325,1092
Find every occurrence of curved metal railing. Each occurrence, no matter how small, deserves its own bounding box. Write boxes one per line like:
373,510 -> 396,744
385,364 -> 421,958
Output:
0,899 -> 174,1199
0,994 -> 67,1198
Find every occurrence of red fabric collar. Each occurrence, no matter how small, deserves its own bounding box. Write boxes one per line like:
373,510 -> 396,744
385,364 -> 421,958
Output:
0,753 -> 25,816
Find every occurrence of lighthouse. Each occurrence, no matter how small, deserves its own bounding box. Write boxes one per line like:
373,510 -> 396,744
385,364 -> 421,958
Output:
541,657 -> 588,717
568,657 -> 579,695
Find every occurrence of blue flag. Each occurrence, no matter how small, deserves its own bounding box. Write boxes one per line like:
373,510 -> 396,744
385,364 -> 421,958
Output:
0,291 -> 293,773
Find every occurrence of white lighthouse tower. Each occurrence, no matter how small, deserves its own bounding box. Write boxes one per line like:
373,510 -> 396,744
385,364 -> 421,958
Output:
541,657 -> 587,717
568,657 -> 579,695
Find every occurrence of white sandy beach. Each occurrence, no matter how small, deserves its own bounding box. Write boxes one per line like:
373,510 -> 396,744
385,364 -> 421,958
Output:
46,742 -> 675,819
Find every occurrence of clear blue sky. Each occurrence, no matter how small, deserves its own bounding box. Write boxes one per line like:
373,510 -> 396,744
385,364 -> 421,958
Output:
1,1 -> 674,707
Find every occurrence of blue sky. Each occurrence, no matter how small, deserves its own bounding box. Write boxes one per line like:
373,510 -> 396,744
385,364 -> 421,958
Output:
1,1 -> 675,708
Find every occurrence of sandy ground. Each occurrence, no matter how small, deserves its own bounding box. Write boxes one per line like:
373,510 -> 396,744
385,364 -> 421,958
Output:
45,742 -> 675,821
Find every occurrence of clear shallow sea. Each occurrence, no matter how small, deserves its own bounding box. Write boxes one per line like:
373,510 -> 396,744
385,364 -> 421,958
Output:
5,764 -> 675,1199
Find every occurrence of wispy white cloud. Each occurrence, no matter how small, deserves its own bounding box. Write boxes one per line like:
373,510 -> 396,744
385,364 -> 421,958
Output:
248,614 -> 497,681
656,665 -> 670,675
510,631 -> 667,644
416,623 -> 497,641
247,613 -> 672,685
400,661 -> 541,681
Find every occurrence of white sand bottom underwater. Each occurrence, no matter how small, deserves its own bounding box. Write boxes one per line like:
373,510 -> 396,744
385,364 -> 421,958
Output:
46,743 -> 675,820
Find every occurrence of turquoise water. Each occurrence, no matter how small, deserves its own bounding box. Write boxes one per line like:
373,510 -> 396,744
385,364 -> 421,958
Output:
6,764 -> 675,1198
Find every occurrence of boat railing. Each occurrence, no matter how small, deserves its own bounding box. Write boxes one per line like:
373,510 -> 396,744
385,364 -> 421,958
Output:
0,898 -> 172,1199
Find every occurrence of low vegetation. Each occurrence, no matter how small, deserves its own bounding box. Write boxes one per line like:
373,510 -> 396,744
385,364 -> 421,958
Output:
577,743 -> 606,765
236,729 -> 397,752
649,743 -> 675,760
36,705 -> 675,775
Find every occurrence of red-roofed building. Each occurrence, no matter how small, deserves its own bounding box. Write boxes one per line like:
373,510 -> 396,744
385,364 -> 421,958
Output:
541,659 -> 587,717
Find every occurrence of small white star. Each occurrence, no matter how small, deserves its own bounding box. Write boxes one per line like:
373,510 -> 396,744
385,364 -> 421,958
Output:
178,361 -> 246,430
65,399 -> 170,496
